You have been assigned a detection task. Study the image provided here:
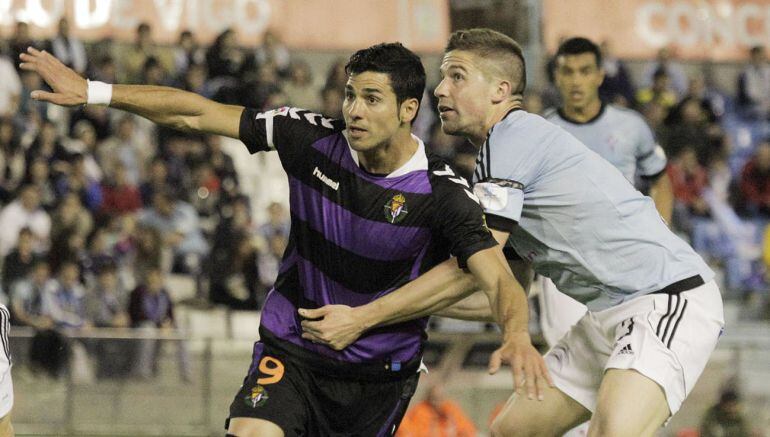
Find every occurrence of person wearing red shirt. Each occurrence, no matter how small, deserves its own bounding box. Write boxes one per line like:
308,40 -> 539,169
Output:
397,381 -> 477,437
739,141 -> 770,217
101,163 -> 142,215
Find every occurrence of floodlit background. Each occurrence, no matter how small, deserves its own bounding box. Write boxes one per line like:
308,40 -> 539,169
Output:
0,0 -> 769,435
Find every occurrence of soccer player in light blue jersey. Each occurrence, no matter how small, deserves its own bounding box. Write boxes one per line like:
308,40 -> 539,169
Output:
304,29 -> 724,437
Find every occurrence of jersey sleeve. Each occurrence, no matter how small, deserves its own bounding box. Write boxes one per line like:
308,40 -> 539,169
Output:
431,163 -> 498,268
634,117 -> 667,179
239,106 -> 345,169
472,119 -> 540,233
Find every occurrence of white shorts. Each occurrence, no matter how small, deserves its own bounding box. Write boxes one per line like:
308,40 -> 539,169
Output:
544,280 -> 724,416
537,277 -> 587,347
0,304 -> 12,418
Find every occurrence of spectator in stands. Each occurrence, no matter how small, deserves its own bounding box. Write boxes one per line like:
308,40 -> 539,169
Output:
188,162 -> 221,220
396,380 -> 477,437
8,22 -> 41,73
99,115 -> 152,185
180,62 -> 212,98
141,56 -> 167,86
56,153 -> 103,212
259,201 -> 289,241
26,119 -> 69,169
2,227 -> 40,293
160,136 -> 192,193
0,48 -> 21,117
140,157 -> 173,205
121,22 -> 171,84
0,116 -> 26,202
0,184 -> 50,257
700,389 -> 750,437
65,120 -> 106,179
320,85 -> 344,119
205,28 -> 246,82
284,60 -> 320,111
324,58 -> 348,92
210,195 -> 261,309
739,140 -> 770,218
50,18 -> 87,75
42,261 -> 89,330
87,263 -> 128,328
204,134 -> 238,195
643,46 -> 688,97
10,260 -> 53,329
598,40 -> 635,107
684,74 -> 724,122
132,224 -> 163,284
738,45 -> 770,119
255,30 -> 291,76
660,96 -> 714,162
101,162 -> 143,216
636,68 -> 678,112
87,263 -> 132,379
139,190 -> 209,276
91,55 -> 118,84
50,193 -> 93,249
258,230 -> 287,289
129,267 -> 190,380
85,228 -> 117,279
24,157 -> 57,211
173,30 -> 204,76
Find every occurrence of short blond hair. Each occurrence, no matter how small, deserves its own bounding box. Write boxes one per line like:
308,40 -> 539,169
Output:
445,28 -> 526,95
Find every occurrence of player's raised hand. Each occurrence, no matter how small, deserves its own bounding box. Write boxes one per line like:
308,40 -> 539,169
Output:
19,47 -> 87,106
488,332 -> 554,401
298,305 -> 365,350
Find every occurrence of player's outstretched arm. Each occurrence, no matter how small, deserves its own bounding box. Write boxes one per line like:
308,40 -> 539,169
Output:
19,47 -> 243,138
649,172 -> 674,224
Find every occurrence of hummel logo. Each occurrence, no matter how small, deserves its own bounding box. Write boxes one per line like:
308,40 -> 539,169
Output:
618,344 -> 633,355
313,167 -> 339,191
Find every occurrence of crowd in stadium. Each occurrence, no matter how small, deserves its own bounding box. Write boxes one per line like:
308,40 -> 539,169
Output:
0,18 -> 768,371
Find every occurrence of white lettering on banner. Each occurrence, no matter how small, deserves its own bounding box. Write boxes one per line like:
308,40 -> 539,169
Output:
636,1 -> 770,49
16,0 -> 64,27
75,0 -> 111,29
111,0 -> 137,30
202,0 -> 234,34
0,0 -> 12,26
236,0 -> 271,35
153,0 -> 184,32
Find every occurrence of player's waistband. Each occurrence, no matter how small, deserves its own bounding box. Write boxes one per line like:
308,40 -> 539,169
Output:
258,326 -> 422,382
650,275 -> 705,296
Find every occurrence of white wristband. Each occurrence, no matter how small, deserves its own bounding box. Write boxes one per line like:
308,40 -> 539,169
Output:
86,79 -> 113,106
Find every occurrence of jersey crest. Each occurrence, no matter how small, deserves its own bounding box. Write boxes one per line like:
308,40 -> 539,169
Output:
384,193 -> 408,224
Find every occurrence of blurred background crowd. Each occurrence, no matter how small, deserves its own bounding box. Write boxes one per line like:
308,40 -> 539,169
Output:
1,5 -> 769,435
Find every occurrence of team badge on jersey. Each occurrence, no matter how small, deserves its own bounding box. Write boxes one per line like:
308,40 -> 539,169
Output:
244,384 -> 269,408
384,193 -> 408,223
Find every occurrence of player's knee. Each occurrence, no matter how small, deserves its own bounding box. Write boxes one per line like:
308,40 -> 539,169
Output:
490,412 -> 539,437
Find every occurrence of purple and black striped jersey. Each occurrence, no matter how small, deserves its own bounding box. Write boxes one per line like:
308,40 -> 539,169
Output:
239,107 -> 496,366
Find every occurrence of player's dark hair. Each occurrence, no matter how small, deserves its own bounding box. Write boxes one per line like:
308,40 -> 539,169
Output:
345,43 -> 426,117
446,28 -> 526,95
556,37 -> 602,67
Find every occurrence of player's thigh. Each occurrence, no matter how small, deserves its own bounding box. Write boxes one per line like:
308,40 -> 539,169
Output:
490,385 -> 590,437
588,369 -> 669,437
227,417 -> 283,437
0,413 -> 13,437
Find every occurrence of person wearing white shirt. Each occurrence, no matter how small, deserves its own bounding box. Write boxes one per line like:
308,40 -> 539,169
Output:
0,185 -> 51,257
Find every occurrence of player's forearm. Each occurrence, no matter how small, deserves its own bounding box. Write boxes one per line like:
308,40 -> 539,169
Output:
355,258 -> 478,330
650,172 -> 674,223
109,85 -> 242,138
486,273 -> 529,339
434,291 -> 495,322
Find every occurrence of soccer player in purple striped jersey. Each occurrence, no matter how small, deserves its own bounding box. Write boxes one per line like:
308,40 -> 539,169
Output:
21,42 -> 550,436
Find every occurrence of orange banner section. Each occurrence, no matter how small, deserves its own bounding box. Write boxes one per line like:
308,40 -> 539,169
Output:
543,0 -> 770,61
0,0 -> 450,52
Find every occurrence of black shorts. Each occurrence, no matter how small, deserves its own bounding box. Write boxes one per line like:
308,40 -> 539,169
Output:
227,330 -> 421,436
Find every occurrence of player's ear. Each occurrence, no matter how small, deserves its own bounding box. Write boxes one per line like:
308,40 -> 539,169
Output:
491,79 -> 512,104
399,97 -> 419,125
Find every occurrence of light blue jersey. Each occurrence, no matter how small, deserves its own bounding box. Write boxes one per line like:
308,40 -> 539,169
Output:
472,110 -> 713,311
544,104 -> 667,183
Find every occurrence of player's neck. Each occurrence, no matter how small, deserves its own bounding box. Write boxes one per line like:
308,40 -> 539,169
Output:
357,129 -> 419,175
470,101 -> 523,147
563,98 -> 602,123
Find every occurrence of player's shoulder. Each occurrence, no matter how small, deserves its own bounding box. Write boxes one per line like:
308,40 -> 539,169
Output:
605,104 -> 649,127
426,154 -> 476,198
541,107 -> 560,121
488,109 -> 564,151
246,106 -> 346,133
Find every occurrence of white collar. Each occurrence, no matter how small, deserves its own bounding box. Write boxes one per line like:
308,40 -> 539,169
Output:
348,134 -> 428,178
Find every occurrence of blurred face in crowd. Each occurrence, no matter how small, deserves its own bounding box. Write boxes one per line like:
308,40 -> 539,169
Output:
435,50 -> 503,143
0,119 -> 13,145
343,71 -> 412,152
17,229 -> 33,254
681,99 -> 704,124
751,47 -> 766,65
679,148 -> 699,172
39,121 -> 58,145
153,193 -> 174,216
555,52 -> 604,111
756,143 -> 770,171
150,159 -> 168,183
146,270 -> 164,294
15,22 -> 29,41
58,18 -> 69,37
117,117 -> 135,141
19,186 -> 40,211
97,270 -> 117,292
60,263 -> 80,288
652,73 -> 670,92
267,202 -> 285,225
32,263 -> 50,285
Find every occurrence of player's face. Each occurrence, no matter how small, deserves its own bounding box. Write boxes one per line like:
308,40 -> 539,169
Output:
343,71 -> 402,152
554,53 -> 604,110
435,50 -> 497,140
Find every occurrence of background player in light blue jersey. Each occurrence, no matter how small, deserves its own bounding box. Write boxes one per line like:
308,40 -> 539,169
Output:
304,29 -> 725,437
